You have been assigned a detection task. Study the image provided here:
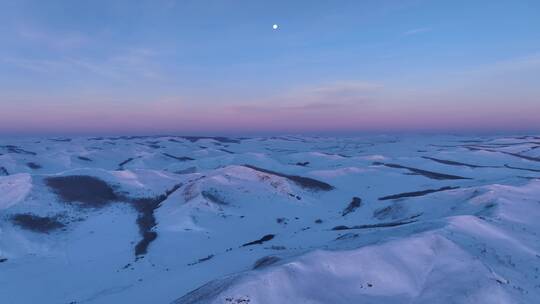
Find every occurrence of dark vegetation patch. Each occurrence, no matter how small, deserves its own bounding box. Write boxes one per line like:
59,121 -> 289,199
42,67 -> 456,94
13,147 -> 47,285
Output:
26,162 -> 41,170
45,175 -> 118,208
162,153 -> 194,162
332,216 -> 421,231
130,183 -> 182,257
77,156 -> 92,162
252,256 -> 280,269
335,233 -> 359,240
243,164 -> 334,191
373,204 -> 406,220
90,135 -> 168,141
219,148 -> 235,154
139,143 -> 161,149
421,156 -> 498,168
241,234 -> 275,247
201,190 -> 228,205
322,152 -> 351,158
171,275 -> 240,304
0,145 -> 37,155
373,162 -> 471,180
175,167 -> 197,174
0,258 -> 7,263
465,147 -> 540,162
504,164 -> 540,173
513,136 -> 539,140
188,254 -> 214,266
462,142 -> 540,148
331,220 -> 416,231
46,175 -> 183,256
315,219 -> 323,224
276,217 -> 288,225
180,136 -> 240,144
49,138 -> 71,142
288,193 -> 302,200
11,213 -> 66,233
378,186 -> 460,201
117,157 -> 137,170
0,167 -> 8,176
476,202 -> 498,217
295,161 -> 310,167
342,197 -> 362,216
266,245 -> 286,250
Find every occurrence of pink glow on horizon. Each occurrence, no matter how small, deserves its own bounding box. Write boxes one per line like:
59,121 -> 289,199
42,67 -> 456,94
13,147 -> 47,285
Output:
2,100 -> 539,135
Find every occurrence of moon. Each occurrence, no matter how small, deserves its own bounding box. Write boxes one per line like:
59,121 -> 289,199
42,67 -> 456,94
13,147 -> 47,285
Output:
273,24 -> 278,30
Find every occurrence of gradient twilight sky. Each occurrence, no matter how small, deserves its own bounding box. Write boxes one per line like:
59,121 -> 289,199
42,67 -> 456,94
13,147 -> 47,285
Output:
1,0 -> 539,135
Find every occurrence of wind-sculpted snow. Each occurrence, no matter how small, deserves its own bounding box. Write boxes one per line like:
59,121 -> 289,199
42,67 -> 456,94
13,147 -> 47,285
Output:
0,135 -> 540,303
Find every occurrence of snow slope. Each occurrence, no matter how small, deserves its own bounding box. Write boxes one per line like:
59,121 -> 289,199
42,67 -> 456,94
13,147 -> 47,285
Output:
0,135 -> 539,303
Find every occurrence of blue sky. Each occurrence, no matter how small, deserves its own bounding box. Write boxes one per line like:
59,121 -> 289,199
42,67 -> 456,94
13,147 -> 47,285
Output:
1,0 -> 539,135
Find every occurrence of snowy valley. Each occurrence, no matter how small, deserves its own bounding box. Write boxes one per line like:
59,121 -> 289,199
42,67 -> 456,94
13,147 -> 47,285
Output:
1,135 -> 540,303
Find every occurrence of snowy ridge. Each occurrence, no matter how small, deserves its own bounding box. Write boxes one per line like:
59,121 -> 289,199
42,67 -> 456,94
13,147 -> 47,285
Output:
0,135 -> 539,303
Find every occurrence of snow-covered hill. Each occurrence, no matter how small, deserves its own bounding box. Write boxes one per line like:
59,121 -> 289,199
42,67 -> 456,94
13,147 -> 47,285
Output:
1,135 -> 540,303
